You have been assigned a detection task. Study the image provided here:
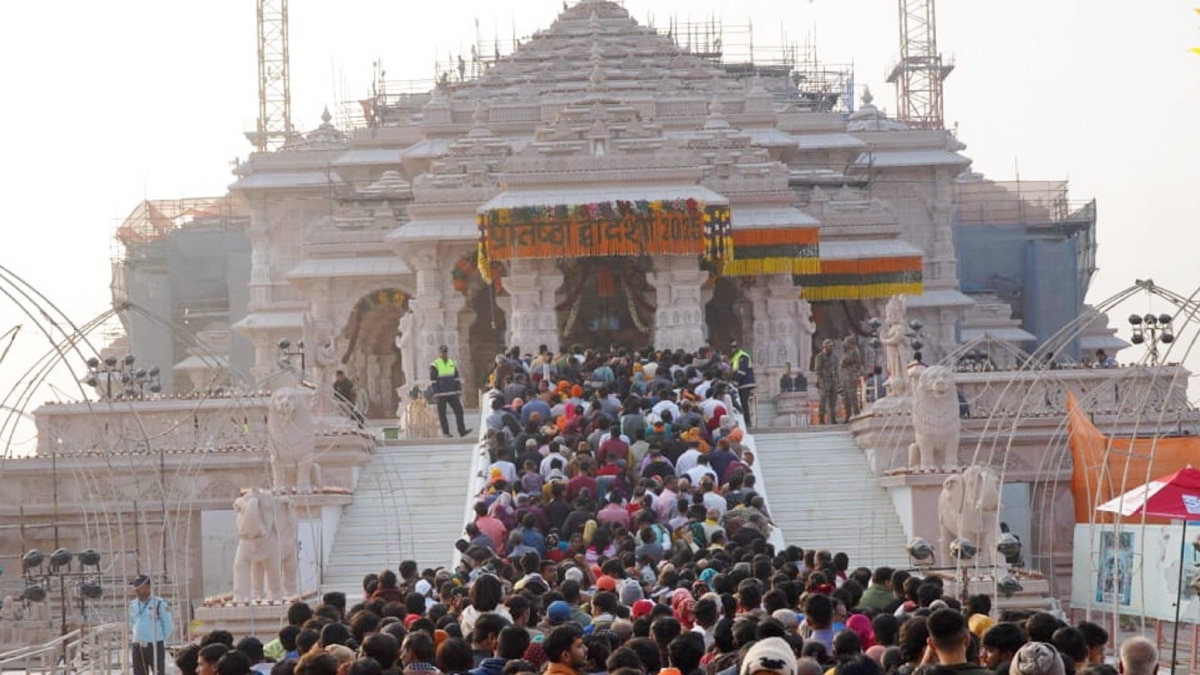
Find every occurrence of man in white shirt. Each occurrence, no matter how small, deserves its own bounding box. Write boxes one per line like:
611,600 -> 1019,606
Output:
651,391 -> 681,425
540,441 -> 570,480
685,454 -> 719,486
489,446 -> 519,484
675,445 -> 702,477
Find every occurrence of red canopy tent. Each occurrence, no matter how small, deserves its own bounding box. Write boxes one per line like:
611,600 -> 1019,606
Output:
1096,466 -> 1200,520
1097,465 -> 1200,672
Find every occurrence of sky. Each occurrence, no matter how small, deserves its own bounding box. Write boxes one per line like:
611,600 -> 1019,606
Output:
0,0 -> 1198,431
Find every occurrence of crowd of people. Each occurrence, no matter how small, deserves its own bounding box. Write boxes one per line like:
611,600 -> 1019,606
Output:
158,343 -> 1164,675
171,561 -> 1160,675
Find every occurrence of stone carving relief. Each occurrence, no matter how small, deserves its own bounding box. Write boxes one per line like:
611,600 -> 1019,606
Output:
908,365 -> 961,471
267,388 -> 321,493
302,313 -> 338,417
395,311 -> 416,389
938,465 -> 1002,568
232,489 -> 299,602
881,295 -> 911,396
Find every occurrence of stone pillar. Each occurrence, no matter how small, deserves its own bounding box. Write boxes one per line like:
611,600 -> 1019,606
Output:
501,259 -> 563,355
247,213 -> 271,310
250,334 -> 276,384
409,244 -> 468,387
749,275 -> 815,395
650,256 -> 707,351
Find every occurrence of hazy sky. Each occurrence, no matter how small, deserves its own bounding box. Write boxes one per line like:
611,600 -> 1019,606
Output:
0,0 -> 1198,420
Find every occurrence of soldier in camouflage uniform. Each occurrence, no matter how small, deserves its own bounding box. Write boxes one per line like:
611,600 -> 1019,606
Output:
813,339 -> 840,424
840,335 -> 864,420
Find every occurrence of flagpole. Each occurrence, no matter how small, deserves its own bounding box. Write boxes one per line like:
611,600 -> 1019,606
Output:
1171,520 -> 1186,675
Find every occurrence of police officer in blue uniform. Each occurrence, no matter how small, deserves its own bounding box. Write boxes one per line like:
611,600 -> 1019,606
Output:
128,574 -> 173,675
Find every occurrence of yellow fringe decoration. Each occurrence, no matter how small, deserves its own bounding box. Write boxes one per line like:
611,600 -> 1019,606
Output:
801,281 -> 924,302
721,257 -> 822,277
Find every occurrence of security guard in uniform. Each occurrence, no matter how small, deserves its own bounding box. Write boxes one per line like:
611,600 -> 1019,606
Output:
729,340 -> 757,426
431,344 -> 471,438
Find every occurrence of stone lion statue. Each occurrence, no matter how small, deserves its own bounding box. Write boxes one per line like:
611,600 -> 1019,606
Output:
908,365 -> 961,471
268,387 -> 320,493
938,465 -> 1002,568
232,489 -> 300,602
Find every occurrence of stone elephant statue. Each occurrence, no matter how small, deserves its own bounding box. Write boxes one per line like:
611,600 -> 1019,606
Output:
908,365 -> 962,471
938,464 -> 1001,568
267,387 -> 320,493
232,489 -> 299,602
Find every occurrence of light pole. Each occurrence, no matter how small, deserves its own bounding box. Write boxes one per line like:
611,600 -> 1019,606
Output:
20,547 -> 104,639
85,355 -> 161,400
1128,313 -> 1174,365
277,338 -> 306,374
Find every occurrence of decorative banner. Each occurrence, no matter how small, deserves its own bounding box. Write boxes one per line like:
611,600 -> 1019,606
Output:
476,199 -> 732,276
721,227 -> 821,276
798,255 -> 923,301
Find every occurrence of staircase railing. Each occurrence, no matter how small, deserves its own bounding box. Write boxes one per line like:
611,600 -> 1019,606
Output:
733,413 -> 787,552
452,390 -> 495,571
0,621 -> 126,675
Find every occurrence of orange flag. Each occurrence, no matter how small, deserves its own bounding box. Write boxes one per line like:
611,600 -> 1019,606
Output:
1067,392 -> 1200,523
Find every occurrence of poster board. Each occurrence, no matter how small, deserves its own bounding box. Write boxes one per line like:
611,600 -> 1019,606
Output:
1071,522 -> 1200,623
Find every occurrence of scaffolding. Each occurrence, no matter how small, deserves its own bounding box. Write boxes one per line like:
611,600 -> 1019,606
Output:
955,179 -> 1098,300
250,0 -> 293,152
886,0 -> 954,129
111,196 -> 249,307
337,62 -> 436,131
661,16 -> 855,113
337,22 -> 518,132
114,197 -> 247,247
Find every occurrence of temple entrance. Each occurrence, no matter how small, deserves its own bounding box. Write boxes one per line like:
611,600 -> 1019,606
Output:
468,284 -> 505,401
812,300 -> 870,342
704,277 -> 745,350
339,288 -> 409,419
558,257 -> 654,350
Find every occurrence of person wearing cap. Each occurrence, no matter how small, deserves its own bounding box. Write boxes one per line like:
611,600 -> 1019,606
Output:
740,636 -> 797,675
813,338 -> 840,425
1010,642 -> 1065,675
431,344 -> 471,438
128,574 -> 174,675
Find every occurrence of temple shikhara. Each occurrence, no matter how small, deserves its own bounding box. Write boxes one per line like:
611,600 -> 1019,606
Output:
7,0 -> 1196,660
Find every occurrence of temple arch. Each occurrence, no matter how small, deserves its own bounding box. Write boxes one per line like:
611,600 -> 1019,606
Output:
338,288 -> 411,419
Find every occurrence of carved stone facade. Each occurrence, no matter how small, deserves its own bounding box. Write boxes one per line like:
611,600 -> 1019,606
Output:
211,1 -> 998,409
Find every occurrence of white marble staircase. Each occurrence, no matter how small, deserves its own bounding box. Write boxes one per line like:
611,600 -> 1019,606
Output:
752,429 -> 909,568
321,437 -> 479,597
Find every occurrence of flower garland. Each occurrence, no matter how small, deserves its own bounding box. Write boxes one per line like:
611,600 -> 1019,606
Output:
622,277 -> 649,334
357,288 -> 408,310
453,256 -> 506,294
562,293 -> 583,336
476,214 -> 493,283
451,256 -> 474,294
702,204 -> 733,266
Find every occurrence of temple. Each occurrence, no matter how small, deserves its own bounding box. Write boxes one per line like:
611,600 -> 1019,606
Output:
201,0 -> 1100,415
4,0 -> 1172,652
